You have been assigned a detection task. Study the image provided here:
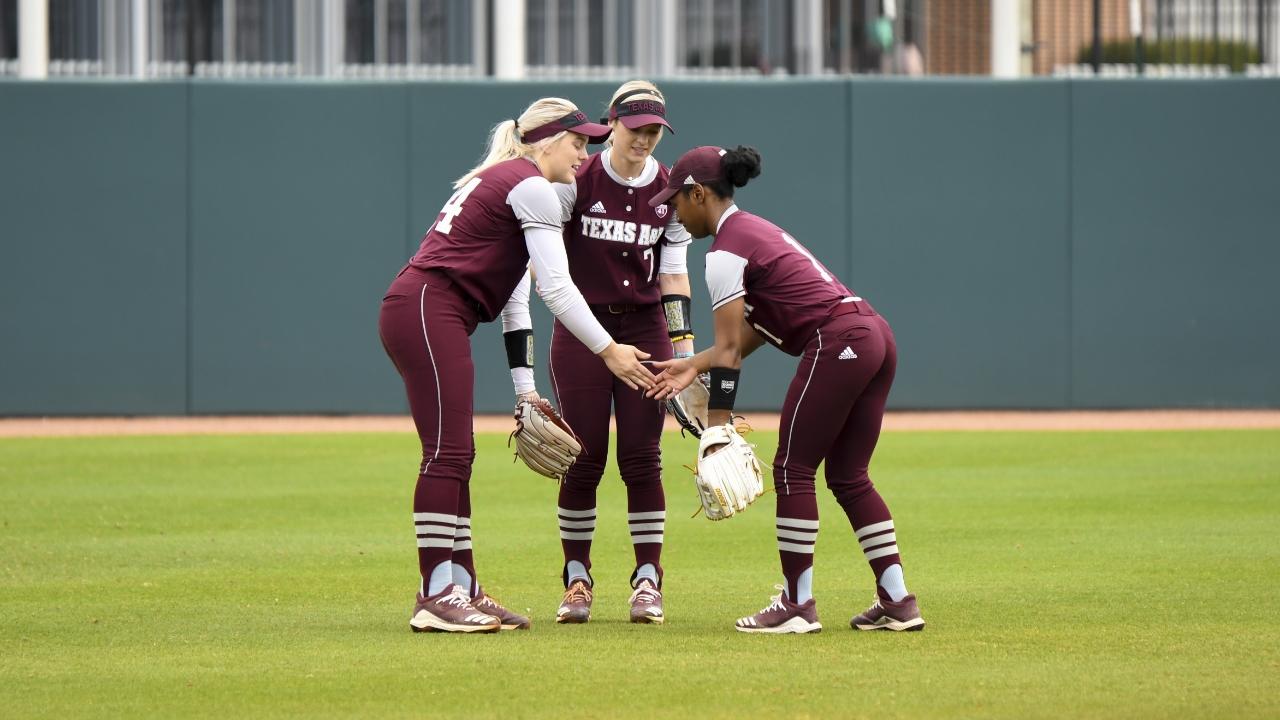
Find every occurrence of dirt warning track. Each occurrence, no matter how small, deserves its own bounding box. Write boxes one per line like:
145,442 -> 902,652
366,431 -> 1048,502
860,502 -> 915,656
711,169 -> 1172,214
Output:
2,410 -> 1278,437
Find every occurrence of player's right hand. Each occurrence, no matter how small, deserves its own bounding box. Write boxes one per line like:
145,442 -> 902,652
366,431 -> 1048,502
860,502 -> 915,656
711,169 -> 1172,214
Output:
599,342 -> 655,390
646,357 -> 697,400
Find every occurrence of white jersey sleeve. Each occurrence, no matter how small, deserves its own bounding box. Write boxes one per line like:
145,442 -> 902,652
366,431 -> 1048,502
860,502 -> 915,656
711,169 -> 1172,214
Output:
705,250 -> 749,310
507,176 -> 564,232
553,179 -> 578,225
524,225 -> 613,354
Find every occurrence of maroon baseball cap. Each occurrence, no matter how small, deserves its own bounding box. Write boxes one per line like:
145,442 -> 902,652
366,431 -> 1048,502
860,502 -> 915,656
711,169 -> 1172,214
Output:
601,90 -> 674,133
649,146 -> 727,207
521,110 -> 613,145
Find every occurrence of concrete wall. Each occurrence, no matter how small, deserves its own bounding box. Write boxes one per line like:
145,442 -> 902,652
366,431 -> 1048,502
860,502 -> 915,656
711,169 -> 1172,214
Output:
1,78 -> 1276,415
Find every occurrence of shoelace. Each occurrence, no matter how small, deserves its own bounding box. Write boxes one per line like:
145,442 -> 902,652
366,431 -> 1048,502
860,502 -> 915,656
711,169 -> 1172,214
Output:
629,580 -> 660,605
564,581 -> 592,604
438,586 -> 474,609
759,584 -> 788,614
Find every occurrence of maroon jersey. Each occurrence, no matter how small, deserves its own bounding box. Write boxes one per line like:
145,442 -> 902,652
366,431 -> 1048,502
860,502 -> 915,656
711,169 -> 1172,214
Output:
409,158 -> 562,321
705,207 -> 858,356
555,151 -> 692,305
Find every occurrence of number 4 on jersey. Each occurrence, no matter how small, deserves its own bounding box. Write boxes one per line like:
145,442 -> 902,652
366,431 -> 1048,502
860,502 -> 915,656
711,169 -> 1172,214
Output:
434,178 -> 482,235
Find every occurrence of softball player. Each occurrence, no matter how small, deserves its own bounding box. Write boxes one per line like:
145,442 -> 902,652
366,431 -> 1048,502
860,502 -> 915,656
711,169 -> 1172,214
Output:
378,98 -> 656,634
647,146 -> 925,634
508,81 -> 692,624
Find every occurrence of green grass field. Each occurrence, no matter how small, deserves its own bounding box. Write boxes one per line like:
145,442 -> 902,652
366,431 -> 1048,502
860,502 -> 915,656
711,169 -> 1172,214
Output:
2,429 -> 1277,718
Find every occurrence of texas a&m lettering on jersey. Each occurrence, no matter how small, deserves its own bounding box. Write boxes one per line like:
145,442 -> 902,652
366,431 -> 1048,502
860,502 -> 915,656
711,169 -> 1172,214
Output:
704,206 -> 857,357
577,215 -> 667,248
409,157 -> 561,322
556,150 -> 691,306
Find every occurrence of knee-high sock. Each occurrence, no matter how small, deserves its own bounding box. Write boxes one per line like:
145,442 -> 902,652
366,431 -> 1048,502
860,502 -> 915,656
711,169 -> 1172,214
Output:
626,481 -> 665,587
413,474 -> 459,596
776,492 -> 819,603
557,481 -> 597,585
839,488 -> 904,601
451,482 -> 478,599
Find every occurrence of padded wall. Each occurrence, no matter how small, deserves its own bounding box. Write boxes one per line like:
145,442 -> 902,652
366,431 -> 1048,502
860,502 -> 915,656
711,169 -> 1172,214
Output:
1070,79 -> 1280,408
188,82 -> 409,413
850,80 -> 1072,408
0,82 -> 188,415
2,78 -> 1277,415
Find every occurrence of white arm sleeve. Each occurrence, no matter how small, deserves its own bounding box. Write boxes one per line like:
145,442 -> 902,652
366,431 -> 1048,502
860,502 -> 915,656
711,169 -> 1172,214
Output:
507,176 -> 564,232
500,268 -> 532,333
500,269 -> 536,396
705,250 -> 749,310
554,179 -> 578,224
524,225 -> 613,354
658,241 -> 688,276
664,216 -> 693,246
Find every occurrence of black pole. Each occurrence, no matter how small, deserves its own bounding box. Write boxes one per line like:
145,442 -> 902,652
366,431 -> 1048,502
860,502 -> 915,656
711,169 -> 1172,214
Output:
1137,35 -> 1145,74
1092,0 -> 1102,72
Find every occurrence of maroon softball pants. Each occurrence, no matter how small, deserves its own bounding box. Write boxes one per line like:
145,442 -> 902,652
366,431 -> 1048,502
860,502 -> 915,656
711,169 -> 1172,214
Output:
378,267 -> 482,596
549,304 -> 673,585
772,303 -> 904,601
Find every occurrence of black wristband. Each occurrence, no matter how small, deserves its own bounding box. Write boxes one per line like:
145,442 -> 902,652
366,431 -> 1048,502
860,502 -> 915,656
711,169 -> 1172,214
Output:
707,367 -> 741,411
503,329 -> 535,369
661,294 -> 693,339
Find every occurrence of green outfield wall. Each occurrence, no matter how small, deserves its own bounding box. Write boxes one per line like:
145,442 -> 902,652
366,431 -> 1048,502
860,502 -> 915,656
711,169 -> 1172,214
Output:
1,78 -> 1276,415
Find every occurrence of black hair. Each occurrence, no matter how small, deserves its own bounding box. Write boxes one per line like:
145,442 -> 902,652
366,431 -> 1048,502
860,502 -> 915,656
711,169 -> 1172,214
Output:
681,145 -> 762,201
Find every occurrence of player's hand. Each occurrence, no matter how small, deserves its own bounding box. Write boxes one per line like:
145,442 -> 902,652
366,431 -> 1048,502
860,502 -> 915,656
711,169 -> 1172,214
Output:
645,357 -> 698,400
599,342 -> 655,390
517,390 -> 541,404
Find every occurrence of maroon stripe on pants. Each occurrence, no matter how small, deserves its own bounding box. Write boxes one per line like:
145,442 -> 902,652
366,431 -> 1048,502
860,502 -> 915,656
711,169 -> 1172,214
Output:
379,267 -> 481,588
772,310 -> 902,595
549,304 -> 671,582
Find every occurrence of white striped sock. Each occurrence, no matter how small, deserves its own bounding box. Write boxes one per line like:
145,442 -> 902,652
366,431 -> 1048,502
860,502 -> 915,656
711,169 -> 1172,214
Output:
559,506 -> 596,541
628,510 -> 665,544
415,512 -> 456,548
777,517 -> 818,554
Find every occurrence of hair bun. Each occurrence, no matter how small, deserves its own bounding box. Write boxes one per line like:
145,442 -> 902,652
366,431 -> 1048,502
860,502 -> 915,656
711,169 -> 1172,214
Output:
721,146 -> 762,188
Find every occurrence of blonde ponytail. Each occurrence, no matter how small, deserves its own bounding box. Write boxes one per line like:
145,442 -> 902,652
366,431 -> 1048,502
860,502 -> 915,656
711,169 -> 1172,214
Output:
455,97 -> 581,188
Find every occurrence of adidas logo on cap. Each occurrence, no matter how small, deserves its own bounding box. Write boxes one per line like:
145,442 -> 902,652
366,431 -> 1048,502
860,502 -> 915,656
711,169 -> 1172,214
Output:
683,175 -> 696,185
589,201 -> 606,214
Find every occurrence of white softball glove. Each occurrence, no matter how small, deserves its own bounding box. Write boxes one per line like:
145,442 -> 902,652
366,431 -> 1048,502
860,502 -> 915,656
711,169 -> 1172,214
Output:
693,423 -> 765,520
666,376 -> 710,438
510,398 -> 582,480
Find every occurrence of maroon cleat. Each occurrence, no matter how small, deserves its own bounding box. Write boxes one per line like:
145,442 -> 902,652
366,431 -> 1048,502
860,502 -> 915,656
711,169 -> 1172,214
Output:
850,594 -> 925,631
735,585 -> 822,634
473,589 -> 531,630
556,578 -> 593,624
628,579 -> 664,624
410,585 -> 501,633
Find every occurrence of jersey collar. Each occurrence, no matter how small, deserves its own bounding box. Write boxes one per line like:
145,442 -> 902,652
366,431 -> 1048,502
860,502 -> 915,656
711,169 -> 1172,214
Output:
600,148 -> 659,187
715,204 -> 740,235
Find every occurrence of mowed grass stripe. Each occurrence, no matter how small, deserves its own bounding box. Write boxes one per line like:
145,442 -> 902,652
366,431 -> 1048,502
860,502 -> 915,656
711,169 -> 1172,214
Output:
1,431 -> 1277,719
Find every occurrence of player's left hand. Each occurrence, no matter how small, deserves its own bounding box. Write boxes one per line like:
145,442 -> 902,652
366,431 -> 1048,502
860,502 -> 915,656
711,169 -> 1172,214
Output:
646,357 -> 697,400
517,390 -> 542,404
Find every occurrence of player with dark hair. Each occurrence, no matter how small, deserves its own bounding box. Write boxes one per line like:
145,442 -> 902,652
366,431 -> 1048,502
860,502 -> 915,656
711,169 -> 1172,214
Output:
647,146 -> 925,634
508,80 -> 692,625
378,97 -> 656,634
